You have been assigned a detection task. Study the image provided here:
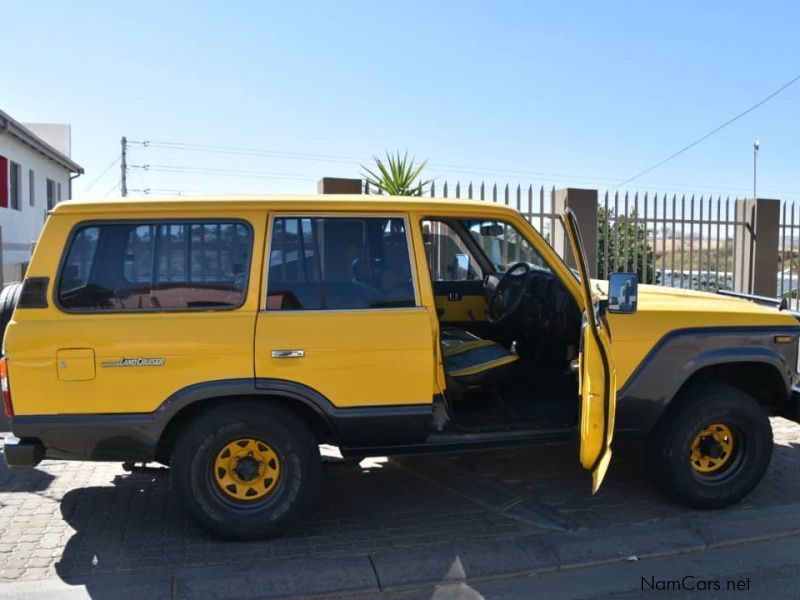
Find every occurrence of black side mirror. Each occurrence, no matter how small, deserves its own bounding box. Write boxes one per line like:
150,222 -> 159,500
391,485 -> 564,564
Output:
608,272 -> 638,314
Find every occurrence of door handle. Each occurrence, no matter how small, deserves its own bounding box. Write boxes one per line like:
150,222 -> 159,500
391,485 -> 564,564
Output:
271,349 -> 305,359
448,292 -> 463,301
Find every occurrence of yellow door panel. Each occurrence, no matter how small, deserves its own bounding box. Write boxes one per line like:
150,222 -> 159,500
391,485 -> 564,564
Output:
434,294 -> 487,322
56,349 -> 95,381
10,312 -> 256,414
258,213 -> 436,408
255,308 -> 434,407
563,209 -> 617,492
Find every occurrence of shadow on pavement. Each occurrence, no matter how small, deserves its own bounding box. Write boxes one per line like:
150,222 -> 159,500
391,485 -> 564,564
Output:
52,455 -> 533,598
45,421 -> 800,598
0,449 -> 54,495
447,435 -> 800,526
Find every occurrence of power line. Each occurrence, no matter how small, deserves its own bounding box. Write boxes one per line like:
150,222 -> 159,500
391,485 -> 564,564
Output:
129,164 -> 319,181
132,162 -> 800,196
616,72 -> 800,188
126,133 -> 800,198
124,140 -> 726,190
128,187 -> 242,197
130,140 -> 610,181
102,180 -> 119,198
81,155 -> 121,194
128,140 -> 362,165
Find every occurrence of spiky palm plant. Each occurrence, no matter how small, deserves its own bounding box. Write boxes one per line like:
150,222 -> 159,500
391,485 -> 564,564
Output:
361,151 -> 433,196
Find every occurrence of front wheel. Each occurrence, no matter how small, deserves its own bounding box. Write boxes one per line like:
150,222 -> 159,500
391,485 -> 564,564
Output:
646,383 -> 773,509
171,401 -> 320,539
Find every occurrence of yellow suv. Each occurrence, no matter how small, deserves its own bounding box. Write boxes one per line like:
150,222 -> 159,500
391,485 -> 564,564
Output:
2,195 -> 799,539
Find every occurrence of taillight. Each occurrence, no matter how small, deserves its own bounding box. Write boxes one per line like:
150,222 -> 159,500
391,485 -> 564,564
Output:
0,357 -> 12,418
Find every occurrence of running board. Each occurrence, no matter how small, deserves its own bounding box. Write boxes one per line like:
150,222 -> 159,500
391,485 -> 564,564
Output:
341,426 -> 575,457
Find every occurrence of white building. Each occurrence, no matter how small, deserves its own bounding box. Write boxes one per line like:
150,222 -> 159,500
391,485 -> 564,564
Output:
0,109 -> 83,283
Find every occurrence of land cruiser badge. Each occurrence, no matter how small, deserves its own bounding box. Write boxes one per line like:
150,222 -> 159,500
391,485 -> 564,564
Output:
101,357 -> 165,368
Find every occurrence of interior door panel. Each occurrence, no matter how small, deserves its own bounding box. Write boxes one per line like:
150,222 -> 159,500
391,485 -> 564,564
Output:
432,281 -> 486,321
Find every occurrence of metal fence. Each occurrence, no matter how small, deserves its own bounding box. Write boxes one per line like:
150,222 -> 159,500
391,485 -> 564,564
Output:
779,202 -> 800,310
426,181 -> 560,243
365,180 -> 560,240
372,178 -> 768,296
597,192 -> 744,293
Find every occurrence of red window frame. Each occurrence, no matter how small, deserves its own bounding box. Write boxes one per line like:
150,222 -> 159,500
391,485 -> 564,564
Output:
0,155 -> 8,208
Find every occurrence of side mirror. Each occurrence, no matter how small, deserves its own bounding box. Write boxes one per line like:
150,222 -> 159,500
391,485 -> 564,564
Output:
608,272 -> 638,314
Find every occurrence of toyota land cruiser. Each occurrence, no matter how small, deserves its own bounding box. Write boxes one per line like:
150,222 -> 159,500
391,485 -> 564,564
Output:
2,195 -> 799,539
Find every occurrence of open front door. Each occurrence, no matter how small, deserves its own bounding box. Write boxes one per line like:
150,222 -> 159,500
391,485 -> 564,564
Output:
562,209 -> 617,493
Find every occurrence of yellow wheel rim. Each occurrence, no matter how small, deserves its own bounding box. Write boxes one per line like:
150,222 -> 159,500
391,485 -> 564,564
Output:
213,438 -> 280,501
690,423 -> 735,474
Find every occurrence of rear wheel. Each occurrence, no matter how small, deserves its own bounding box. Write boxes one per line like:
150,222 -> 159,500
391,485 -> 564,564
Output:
0,283 -> 23,344
170,401 -> 320,539
647,383 -> 773,509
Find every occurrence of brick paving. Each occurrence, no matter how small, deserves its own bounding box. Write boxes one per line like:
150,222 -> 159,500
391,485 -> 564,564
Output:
0,417 -> 798,586
447,417 -> 800,529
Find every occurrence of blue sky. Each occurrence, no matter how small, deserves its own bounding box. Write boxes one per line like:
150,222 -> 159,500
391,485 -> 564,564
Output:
3,1 -> 799,201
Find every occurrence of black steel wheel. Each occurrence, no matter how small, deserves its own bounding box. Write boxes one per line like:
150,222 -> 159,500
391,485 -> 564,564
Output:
647,382 -> 773,509
170,401 -> 320,539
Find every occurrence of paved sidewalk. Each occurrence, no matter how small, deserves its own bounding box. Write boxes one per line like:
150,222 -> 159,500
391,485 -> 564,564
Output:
363,535 -> 800,600
0,417 -> 798,598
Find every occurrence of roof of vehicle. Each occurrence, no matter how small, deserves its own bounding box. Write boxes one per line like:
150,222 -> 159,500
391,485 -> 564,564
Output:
52,195 -> 522,216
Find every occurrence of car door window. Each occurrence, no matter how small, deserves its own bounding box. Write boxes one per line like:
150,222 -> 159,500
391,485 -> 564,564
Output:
421,220 -> 482,281
267,216 -> 416,310
464,220 -> 551,272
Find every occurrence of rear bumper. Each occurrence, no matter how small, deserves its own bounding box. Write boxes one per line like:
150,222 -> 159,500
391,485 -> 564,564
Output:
2,436 -> 45,468
8,413 -> 160,463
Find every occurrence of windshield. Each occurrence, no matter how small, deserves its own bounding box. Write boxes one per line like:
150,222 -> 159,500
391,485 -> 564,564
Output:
463,219 -> 552,273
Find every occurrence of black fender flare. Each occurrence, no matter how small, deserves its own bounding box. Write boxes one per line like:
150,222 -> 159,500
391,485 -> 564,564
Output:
155,378 -> 432,454
155,378 -> 338,439
615,326 -> 798,434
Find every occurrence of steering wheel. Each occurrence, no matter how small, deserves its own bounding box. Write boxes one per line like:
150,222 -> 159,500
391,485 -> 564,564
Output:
486,262 -> 531,325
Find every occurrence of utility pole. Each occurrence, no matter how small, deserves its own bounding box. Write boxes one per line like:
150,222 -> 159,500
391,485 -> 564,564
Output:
753,139 -> 760,200
120,136 -> 128,197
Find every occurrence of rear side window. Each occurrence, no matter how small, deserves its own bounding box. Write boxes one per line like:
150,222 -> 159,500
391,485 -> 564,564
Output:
58,221 -> 252,311
267,216 -> 416,310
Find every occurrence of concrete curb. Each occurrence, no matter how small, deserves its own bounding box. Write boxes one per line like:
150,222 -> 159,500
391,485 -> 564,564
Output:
3,503 -> 800,599
173,555 -> 378,599
346,502 -> 800,594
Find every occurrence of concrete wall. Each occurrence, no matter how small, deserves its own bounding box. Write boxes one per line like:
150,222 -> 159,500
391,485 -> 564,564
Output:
0,133 -> 72,265
22,123 -> 72,157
